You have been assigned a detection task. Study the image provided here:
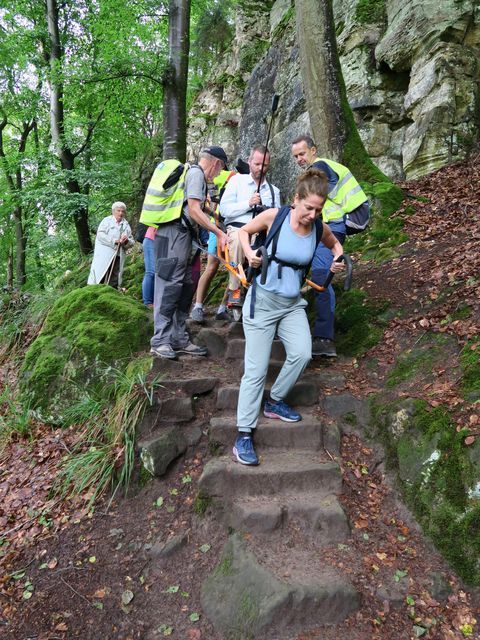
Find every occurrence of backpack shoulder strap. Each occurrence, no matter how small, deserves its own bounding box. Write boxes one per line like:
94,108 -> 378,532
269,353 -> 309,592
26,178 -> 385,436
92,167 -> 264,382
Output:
315,219 -> 323,246
264,205 -> 290,249
266,181 -> 276,207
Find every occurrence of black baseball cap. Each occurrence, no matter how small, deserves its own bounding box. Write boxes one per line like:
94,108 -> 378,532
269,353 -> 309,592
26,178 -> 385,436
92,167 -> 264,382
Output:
202,145 -> 228,168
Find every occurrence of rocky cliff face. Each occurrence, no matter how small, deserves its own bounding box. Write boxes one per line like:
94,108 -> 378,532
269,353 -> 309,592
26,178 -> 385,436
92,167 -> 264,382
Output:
188,0 -> 479,188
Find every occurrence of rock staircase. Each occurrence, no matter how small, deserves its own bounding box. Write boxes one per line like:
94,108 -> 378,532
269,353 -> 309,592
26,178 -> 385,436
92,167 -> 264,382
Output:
139,319 -> 359,639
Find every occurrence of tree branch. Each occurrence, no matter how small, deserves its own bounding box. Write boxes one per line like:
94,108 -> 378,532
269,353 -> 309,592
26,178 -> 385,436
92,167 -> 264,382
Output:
72,102 -> 108,159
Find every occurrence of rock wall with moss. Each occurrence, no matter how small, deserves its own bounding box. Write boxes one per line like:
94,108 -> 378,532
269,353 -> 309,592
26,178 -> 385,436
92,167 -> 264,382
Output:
188,0 -> 479,184
371,397 -> 480,585
363,332 -> 480,585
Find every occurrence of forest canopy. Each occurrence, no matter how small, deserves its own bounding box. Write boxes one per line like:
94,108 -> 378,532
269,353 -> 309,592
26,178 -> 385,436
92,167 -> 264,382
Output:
0,0 -> 233,290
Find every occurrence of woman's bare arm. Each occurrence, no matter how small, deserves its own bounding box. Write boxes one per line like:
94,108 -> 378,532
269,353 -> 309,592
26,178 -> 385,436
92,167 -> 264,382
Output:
238,208 -> 278,267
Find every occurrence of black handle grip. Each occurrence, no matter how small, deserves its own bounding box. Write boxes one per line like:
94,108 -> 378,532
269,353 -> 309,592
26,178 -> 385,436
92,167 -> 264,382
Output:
246,247 -> 268,284
321,254 -> 353,291
271,94 -> 280,114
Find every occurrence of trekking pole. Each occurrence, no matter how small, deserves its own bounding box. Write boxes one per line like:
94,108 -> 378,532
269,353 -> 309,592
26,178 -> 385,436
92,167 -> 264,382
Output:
104,243 -> 121,286
253,94 -> 280,216
105,221 -> 124,286
305,254 -> 353,292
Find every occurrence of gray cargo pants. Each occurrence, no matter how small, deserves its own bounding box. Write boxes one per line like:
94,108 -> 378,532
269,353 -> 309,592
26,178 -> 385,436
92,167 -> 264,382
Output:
237,286 -> 312,431
151,222 -> 193,349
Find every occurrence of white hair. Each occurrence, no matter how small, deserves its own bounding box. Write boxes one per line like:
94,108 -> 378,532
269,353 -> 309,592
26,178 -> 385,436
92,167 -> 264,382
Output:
112,201 -> 127,211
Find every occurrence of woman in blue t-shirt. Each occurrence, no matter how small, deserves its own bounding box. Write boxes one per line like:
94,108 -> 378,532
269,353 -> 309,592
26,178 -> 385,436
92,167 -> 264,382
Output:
233,169 -> 344,466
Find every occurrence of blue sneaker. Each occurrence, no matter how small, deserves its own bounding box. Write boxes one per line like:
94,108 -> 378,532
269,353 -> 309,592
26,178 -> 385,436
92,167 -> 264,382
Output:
264,399 -> 302,423
233,435 -> 259,466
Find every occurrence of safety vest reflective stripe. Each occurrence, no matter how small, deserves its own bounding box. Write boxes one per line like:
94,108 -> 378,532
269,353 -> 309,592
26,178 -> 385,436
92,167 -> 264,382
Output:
142,196 -> 185,212
140,161 -> 188,228
314,157 -> 367,222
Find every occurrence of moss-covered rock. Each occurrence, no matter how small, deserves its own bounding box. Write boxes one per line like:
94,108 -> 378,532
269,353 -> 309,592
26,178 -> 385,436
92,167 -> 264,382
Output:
20,286 -> 151,419
334,288 -> 388,357
372,398 -> 480,585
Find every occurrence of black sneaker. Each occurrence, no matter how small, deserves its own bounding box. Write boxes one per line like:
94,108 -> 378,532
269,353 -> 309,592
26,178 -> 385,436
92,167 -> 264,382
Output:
312,338 -> 337,357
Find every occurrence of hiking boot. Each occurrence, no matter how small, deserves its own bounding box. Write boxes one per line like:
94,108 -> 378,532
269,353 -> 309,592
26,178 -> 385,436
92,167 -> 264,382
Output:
173,342 -> 208,356
190,306 -> 204,323
150,344 -> 177,360
227,288 -> 244,307
215,310 -> 232,322
233,435 -> 259,466
312,337 -> 337,357
264,399 -> 302,423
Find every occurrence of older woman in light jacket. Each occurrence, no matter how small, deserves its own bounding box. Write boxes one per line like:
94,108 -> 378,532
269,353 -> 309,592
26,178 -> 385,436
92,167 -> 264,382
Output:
87,202 -> 134,289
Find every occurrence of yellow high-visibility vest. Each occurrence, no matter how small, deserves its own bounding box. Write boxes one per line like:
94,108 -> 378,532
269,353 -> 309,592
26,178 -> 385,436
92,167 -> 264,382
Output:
139,160 -> 188,228
314,157 -> 367,223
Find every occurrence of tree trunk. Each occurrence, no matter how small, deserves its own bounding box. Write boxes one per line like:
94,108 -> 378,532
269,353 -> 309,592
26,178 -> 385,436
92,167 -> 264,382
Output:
0,118 -> 33,288
162,0 -> 191,162
13,207 -> 26,288
6,246 -> 14,291
295,0 -> 387,182
46,0 -> 92,254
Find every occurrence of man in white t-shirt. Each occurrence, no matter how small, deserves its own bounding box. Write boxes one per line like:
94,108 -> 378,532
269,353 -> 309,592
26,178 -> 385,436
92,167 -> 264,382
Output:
219,144 -> 281,306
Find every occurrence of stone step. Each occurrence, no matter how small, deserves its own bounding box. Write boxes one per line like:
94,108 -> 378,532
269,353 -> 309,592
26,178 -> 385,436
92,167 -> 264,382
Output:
226,338 -> 285,360
225,493 -> 350,540
199,451 -> 342,499
209,414 -> 323,450
216,379 -> 318,410
201,534 -> 359,638
154,377 -> 218,398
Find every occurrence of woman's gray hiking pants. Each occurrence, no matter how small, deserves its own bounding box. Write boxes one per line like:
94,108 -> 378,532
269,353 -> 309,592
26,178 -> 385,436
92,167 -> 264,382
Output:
237,286 -> 312,432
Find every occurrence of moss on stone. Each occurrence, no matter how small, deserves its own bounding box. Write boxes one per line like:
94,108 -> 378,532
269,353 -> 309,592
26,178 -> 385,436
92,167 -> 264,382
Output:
387,333 -> 453,388
20,285 -> 151,418
272,5 -> 295,40
213,553 -> 234,577
460,339 -> 480,398
121,251 -> 144,301
371,398 -> 480,584
347,182 -> 407,260
334,288 -> 388,356
355,0 -> 386,25
194,491 -> 213,517
239,39 -> 270,72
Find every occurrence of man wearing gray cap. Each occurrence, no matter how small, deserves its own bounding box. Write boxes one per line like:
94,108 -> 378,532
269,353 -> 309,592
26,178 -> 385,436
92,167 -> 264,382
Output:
149,146 -> 229,360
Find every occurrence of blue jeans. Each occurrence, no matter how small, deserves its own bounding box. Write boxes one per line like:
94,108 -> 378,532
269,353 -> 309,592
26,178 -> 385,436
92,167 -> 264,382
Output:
311,223 -> 345,341
142,237 -> 155,305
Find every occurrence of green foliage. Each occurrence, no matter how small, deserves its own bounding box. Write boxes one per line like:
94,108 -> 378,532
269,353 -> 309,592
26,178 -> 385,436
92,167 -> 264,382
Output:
0,386 -> 33,452
56,362 -> 162,506
334,288 -> 388,356
347,182 -> 406,261
20,286 -> 151,417
355,0 -> 386,25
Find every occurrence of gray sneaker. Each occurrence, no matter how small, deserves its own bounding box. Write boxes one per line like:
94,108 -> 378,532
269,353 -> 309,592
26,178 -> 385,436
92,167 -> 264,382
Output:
190,306 -> 204,323
312,338 -> 337,357
173,342 -> 208,356
150,344 -> 178,360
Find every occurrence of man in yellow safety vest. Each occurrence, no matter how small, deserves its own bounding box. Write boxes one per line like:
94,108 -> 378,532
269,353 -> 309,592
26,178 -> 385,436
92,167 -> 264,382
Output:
291,134 -> 370,357
144,146 -> 229,360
